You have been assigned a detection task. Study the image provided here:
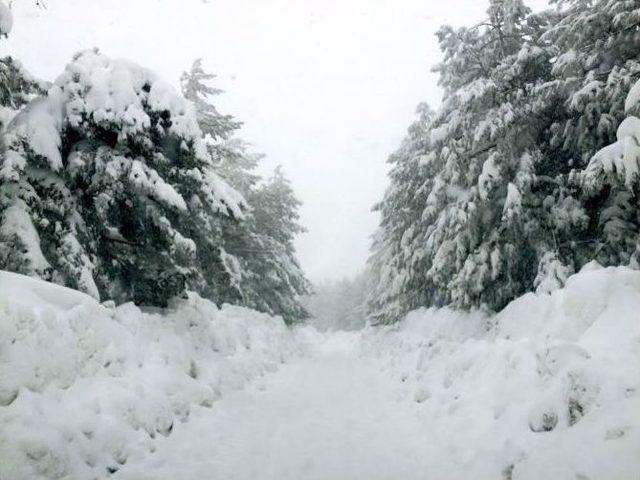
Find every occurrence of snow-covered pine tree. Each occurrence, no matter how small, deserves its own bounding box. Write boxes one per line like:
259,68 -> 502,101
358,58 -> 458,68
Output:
369,0 -> 640,322
426,0 -> 567,311
179,59 -> 250,305
367,103 -> 437,322
0,50 -> 246,306
180,58 -> 241,142
181,59 -> 311,323
369,0 -> 563,321
237,167 -> 311,323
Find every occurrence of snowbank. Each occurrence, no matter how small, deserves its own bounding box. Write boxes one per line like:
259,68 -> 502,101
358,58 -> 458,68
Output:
0,271 -> 304,480
2,266 -> 638,479
361,265 -> 640,480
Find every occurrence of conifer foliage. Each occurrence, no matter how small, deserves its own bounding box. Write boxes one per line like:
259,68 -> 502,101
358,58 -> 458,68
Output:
238,167 -> 311,323
181,60 -> 311,323
369,0 -> 640,323
0,50 -> 247,305
0,42 -> 310,322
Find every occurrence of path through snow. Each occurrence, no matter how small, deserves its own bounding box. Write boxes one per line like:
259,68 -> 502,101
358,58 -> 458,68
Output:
118,331 -> 437,480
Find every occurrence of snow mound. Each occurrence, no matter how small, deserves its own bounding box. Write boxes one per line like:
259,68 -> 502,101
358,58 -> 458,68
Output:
0,271 -> 304,480
361,265 -> 640,480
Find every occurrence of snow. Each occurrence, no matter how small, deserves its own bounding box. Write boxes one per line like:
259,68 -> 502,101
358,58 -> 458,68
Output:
119,332 -> 441,480
58,50 -> 200,141
503,182 -> 522,218
534,252 -> 573,294
0,149 -> 27,181
362,265 -> 640,480
0,202 -> 51,273
429,122 -> 450,144
1,266 -> 639,479
585,116 -> 640,188
202,169 -> 246,218
624,78 -> 640,113
478,151 -> 501,199
455,78 -> 496,105
516,44 -> 544,64
570,80 -> 603,110
0,0 -> 12,37
583,80 -> 640,190
551,49 -> 577,78
0,271 -> 303,480
59,231 -> 100,300
128,159 -> 187,211
4,95 -> 64,174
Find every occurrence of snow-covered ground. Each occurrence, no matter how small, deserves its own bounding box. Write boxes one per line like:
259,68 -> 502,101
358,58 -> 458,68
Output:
361,263 -> 640,479
118,331 -> 440,480
0,271 -> 306,480
1,265 -> 639,479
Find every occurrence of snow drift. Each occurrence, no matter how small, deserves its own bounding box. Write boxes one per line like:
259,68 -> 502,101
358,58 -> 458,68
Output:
0,271 -> 304,480
1,265 -> 639,480
361,263 -> 640,479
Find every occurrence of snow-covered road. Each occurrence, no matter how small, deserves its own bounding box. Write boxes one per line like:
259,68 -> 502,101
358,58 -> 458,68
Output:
118,331 -> 436,480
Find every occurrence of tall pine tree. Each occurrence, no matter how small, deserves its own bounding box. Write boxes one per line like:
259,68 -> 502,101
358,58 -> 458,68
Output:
181,59 -> 311,323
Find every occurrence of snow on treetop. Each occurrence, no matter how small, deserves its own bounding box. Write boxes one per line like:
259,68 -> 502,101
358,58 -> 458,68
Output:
57,49 -> 203,142
3,50 -> 211,178
3,50 -> 246,215
0,1 -> 12,37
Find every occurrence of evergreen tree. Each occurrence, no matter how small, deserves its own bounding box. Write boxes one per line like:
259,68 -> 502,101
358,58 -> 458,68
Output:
180,58 -> 241,141
0,50 -> 246,306
367,103 -> 437,322
369,0 -> 558,321
368,0 -> 640,322
235,167 -> 311,324
181,59 -> 311,323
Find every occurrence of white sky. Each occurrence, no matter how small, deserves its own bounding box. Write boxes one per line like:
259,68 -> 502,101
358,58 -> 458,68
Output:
3,0 -> 549,282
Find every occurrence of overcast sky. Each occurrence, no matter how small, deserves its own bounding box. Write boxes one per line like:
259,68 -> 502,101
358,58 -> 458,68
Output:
4,0 -> 549,282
